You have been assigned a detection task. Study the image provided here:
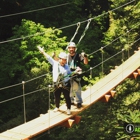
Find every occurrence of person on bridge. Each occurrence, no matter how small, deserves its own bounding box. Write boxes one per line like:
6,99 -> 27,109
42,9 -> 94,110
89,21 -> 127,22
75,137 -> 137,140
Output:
37,46 -> 72,115
67,42 -> 88,108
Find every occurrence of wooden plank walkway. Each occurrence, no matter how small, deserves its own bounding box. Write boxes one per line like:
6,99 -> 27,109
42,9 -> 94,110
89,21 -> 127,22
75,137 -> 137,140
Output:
0,49 -> 140,140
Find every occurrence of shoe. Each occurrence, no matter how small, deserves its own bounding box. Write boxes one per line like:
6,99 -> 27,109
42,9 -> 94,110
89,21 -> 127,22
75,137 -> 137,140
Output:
71,102 -> 75,105
53,108 -> 59,112
77,103 -> 82,108
67,109 -> 71,115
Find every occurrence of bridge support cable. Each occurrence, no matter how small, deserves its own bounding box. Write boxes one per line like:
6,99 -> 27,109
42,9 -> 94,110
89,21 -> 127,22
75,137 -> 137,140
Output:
100,47 -> 104,77
48,85 -> 52,134
89,67 -> 93,104
127,30 -> 130,58
22,81 -> 26,123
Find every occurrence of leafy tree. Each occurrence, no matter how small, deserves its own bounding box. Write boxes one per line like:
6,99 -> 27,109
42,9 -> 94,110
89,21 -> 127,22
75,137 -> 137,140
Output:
102,0 -> 140,62
0,0 -> 139,139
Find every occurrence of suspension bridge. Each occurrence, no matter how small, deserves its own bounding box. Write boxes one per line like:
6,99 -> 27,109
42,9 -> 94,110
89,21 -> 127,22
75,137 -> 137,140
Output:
0,48 -> 140,140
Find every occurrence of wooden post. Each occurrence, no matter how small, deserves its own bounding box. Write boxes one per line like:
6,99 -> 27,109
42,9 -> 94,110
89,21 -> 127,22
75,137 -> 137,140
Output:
110,69 -> 115,72
137,69 -> 140,75
60,119 -> 75,128
110,90 -> 116,97
100,94 -> 111,102
115,66 -> 118,69
133,72 -> 138,79
74,116 -> 81,124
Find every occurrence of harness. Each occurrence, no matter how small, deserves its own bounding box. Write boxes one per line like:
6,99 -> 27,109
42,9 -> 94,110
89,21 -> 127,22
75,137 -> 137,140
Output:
67,53 -> 82,83
53,64 -> 70,89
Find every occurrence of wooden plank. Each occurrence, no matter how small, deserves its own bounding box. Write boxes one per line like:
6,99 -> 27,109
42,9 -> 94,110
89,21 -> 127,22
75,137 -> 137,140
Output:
0,130 -> 28,140
0,134 -> 18,140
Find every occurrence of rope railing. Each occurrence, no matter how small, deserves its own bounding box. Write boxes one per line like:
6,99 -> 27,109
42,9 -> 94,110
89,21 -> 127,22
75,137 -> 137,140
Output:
0,48 -> 126,105
0,72 -> 52,91
0,82 -> 22,91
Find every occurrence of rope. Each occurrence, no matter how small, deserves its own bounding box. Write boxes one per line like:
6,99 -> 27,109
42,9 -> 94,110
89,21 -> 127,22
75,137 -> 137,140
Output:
70,22 -> 81,42
65,21 -> 81,52
77,19 -> 91,46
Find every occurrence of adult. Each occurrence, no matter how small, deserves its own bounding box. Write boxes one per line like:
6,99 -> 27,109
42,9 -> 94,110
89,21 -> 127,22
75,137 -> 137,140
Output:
37,46 -> 72,115
67,42 -> 88,108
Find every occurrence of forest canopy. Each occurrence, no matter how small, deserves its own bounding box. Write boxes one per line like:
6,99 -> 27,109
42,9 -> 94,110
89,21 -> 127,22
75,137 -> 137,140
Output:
0,0 -> 140,139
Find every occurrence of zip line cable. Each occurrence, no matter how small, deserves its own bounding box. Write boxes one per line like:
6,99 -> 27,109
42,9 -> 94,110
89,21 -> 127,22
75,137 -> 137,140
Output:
110,0 -> 135,12
65,22 -> 81,50
0,30 -> 53,44
0,24 -> 139,91
0,2 -> 70,19
0,0 -> 136,45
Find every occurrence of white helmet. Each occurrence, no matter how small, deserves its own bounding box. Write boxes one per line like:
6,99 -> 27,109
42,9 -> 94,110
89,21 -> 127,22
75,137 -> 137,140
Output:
67,42 -> 76,48
58,52 -> 67,59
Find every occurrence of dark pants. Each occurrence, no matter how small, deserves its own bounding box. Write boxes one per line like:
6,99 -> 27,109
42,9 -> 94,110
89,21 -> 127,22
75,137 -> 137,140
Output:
54,82 -> 71,109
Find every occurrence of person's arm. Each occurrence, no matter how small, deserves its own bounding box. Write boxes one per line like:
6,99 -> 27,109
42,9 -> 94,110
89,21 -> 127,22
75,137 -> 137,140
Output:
37,46 -> 50,58
83,55 -> 88,64
52,52 -> 59,61
37,46 -> 55,65
81,52 -> 88,64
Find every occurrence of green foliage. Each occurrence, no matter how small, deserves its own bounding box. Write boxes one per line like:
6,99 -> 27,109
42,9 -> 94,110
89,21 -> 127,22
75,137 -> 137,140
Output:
0,0 -> 140,138
0,19 -> 67,132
